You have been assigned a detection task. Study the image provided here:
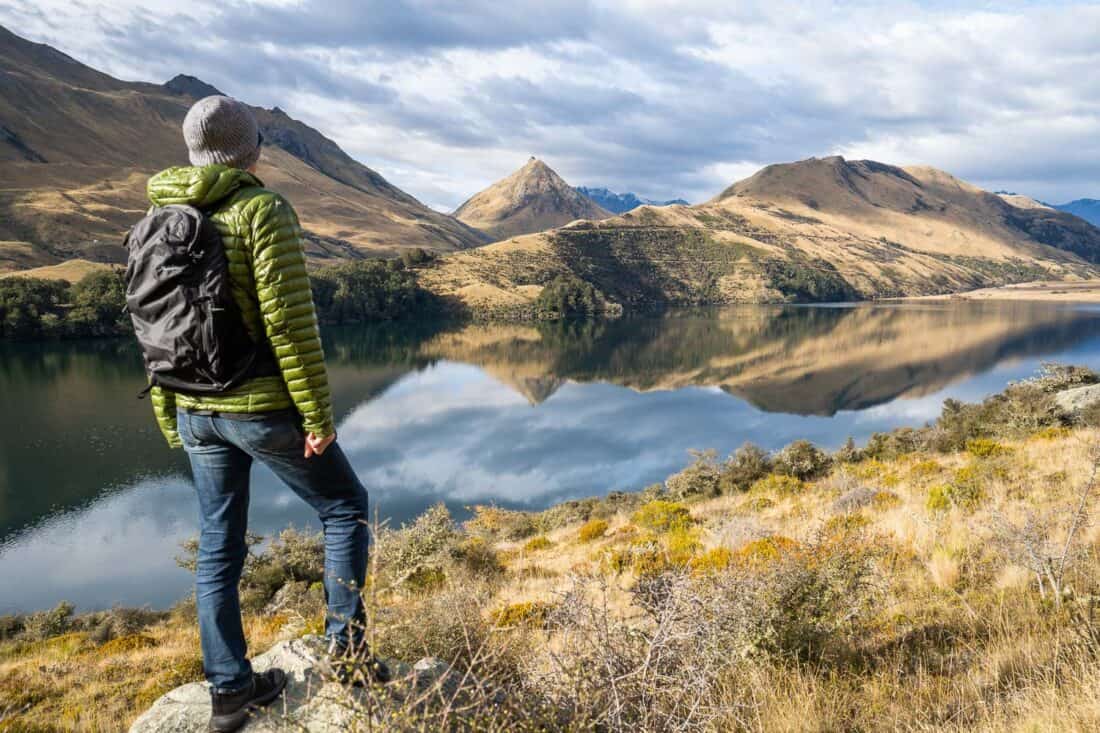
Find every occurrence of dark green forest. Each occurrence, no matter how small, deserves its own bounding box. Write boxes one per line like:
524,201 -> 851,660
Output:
0,259 -> 438,341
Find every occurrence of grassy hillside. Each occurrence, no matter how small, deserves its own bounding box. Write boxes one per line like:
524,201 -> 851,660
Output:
424,157 -> 1100,314
0,25 -> 487,273
5,367 -> 1100,730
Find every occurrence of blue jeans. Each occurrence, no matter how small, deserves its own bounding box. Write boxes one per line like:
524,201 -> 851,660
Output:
177,409 -> 369,692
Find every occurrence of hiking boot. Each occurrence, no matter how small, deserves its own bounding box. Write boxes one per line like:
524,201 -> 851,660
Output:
326,639 -> 392,686
209,669 -> 287,733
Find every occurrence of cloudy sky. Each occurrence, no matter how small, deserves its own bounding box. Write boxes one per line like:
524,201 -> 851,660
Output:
2,0 -> 1098,209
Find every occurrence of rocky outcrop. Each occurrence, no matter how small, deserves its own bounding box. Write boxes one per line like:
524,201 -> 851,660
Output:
1055,384 -> 1100,415
128,638 -> 447,732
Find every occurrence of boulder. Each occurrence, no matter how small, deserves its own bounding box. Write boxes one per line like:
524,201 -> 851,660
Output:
128,637 -> 440,732
1055,384 -> 1100,415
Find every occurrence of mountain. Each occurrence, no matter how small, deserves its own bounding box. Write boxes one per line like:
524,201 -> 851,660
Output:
0,25 -> 488,272
422,156 -> 1100,312
452,158 -> 613,240
1054,199 -> 1100,227
575,186 -> 688,214
996,193 -> 1052,211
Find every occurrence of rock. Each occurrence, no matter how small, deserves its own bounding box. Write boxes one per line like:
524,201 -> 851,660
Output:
832,487 -> 879,513
128,637 -> 434,732
1055,384 -> 1100,415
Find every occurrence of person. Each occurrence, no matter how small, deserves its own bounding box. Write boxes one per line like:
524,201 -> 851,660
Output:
143,95 -> 384,733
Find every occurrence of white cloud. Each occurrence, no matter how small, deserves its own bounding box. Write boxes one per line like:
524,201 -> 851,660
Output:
2,0 -> 1098,206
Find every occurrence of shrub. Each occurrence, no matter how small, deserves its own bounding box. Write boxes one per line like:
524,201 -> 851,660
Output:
22,601 -> 75,640
1080,402 -> 1100,428
689,547 -> 733,575
464,505 -> 538,540
384,503 -> 460,577
822,514 -> 870,539
0,615 -> 24,640
966,438 -> 1009,458
773,440 -> 831,480
907,459 -> 942,481
523,535 -> 553,552
744,495 -> 775,511
731,536 -> 801,568
632,501 -> 693,533
945,465 -> 987,509
927,468 -> 986,512
491,601 -> 554,628
94,634 -> 157,658
718,443 -> 772,493
665,449 -> 722,498
578,519 -> 610,542
926,484 -> 952,512
399,247 -> 436,268
404,566 -> 447,591
871,490 -> 901,510
534,274 -> 606,317
749,474 -> 805,496
719,534 -> 881,660
1033,425 -> 1072,440
1025,362 -> 1099,392
834,437 -> 863,464
450,537 -> 505,576
848,458 -> 901,487
374,585 -> 503,668
666,528 -> 703,566
603,536 -> 669,577
863,428 -> 926,460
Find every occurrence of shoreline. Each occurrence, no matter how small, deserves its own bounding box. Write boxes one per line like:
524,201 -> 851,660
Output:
894,278 -> 1100,303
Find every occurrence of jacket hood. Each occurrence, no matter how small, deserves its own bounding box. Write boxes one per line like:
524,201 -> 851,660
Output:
147,165 -> 263,209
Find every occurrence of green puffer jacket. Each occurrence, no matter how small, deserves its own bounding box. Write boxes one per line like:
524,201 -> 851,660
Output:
146,165 -> 334,448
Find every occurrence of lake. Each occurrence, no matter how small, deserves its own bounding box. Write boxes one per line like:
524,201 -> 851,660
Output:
3,301 -> 1100,613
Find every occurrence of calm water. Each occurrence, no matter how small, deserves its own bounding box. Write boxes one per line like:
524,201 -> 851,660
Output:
3,302 -> 1100,612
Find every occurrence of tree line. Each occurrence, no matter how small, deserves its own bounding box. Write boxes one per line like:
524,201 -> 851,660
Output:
0,257 -> 440,341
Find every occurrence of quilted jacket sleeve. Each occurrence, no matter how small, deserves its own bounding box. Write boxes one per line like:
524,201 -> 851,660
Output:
151,385 -> 182,448
248,194 -> 335,438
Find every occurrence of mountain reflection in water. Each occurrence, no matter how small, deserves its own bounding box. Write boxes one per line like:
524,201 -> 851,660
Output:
2,302 -> 1099,611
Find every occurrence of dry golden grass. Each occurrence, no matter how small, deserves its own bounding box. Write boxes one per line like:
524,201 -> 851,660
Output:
1,259 -> 116,283
6,425 -> 1100,731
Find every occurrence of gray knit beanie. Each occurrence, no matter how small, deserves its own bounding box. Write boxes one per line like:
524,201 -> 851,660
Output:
182,95 -> 262,170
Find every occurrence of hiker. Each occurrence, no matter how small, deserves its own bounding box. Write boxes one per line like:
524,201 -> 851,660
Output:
125,95 -> 386,733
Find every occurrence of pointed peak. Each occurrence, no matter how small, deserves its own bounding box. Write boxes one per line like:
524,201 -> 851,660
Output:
163,74 -> 223,99
520,156 -> 553,173
452,157 -> 612,239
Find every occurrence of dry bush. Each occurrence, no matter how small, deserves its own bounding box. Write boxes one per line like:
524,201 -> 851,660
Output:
463,504 -> 538,541
20,602 -> 74,641
524,535 -> 553,552
750,474 -> 806,496
578,519 -> 609,543
380,503 -> 460,579
631,501 -> 692,533
1025,362 -> 1099,392
990,441 -> 1100,607
773,440 -> 832,481
665,449 -> 722,499
538,572 -> 742,731
718,443 -> 772,494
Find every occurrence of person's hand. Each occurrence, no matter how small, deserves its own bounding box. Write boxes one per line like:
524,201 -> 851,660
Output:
304,431 -> 336,458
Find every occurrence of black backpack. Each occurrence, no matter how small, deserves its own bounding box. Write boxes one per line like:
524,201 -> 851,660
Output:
124,205 -> 271,395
